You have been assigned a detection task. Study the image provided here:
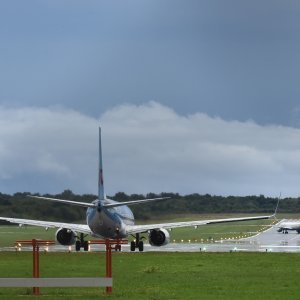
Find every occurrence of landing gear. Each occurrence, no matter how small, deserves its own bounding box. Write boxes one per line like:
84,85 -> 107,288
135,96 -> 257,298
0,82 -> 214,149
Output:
83,241 -> 89,251
75,233 -> 89,251
75,240 -> 81,251
130,241 -> 136,251
138,241 -> 144,252
115,244 -> 122,251
130,233 -> 144,252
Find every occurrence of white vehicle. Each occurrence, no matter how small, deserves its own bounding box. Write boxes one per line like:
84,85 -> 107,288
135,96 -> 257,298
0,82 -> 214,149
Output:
0,128 -> 275,251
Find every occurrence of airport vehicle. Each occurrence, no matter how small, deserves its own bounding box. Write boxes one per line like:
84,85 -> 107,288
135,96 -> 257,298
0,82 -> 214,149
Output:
0,128 -> 275,251
277,220 -> 300,234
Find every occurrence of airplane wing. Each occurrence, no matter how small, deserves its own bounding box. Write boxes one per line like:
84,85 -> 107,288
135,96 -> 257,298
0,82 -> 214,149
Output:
0,217 -> 92,235
126,214 -> 272,235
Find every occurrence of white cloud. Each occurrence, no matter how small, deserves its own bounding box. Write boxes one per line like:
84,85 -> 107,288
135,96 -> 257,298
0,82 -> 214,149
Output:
0,102 -> 300,197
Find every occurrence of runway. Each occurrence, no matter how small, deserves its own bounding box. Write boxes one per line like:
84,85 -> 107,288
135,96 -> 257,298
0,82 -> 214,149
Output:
3,220 -> 300,253
239,219 -> 300,253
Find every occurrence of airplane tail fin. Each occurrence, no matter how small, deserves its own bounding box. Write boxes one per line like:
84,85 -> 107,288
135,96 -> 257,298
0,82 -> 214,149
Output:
98,127 -> 105,200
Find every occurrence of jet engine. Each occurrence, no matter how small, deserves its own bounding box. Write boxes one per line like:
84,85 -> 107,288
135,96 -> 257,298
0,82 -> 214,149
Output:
55,228 -> 77,246
148,228 -> 170,246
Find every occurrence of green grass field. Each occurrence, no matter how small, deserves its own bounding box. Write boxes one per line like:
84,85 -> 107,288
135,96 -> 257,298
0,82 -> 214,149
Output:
0,215 -> 298,299
0,252 -> 299,299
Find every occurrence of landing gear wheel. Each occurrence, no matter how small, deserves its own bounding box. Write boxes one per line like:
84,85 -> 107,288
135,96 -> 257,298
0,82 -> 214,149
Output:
138,241 -> 144,252
83,241 -> 89,251
115,244 -> 121,251
130,241 -> 136,252
75,240 -> 81,251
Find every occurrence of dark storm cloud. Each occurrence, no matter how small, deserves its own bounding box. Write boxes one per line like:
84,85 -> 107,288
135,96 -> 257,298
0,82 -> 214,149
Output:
0,1 -> 300,126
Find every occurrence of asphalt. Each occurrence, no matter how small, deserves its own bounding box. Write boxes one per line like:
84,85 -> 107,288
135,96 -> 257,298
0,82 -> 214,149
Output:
3,220 -> 300,253
240,219 -> 300,253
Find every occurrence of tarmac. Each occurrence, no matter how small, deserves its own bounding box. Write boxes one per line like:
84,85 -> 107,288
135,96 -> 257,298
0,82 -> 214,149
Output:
4,220 -> 300,253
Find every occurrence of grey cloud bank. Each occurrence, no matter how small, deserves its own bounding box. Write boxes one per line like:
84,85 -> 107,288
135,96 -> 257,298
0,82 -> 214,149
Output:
0,102 -> 300,197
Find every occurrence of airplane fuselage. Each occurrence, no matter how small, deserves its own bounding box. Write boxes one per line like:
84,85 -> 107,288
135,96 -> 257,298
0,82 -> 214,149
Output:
86,199 -> 134,239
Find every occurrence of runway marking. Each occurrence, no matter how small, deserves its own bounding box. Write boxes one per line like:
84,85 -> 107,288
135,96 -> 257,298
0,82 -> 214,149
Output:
260,245 -> 300,248
290,235 -> 300,242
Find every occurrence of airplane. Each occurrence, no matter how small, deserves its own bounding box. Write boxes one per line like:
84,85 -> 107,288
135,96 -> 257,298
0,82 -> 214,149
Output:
0,128 -> 276,252
277,220 -> 300,234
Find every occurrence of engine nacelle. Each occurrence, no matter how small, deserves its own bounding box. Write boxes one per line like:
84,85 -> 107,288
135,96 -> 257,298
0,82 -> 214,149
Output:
148,228 -> 170,247
55,228 -> 77,246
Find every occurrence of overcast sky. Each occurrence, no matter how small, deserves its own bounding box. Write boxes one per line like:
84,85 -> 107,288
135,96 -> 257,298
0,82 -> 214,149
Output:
1,1 -> 300,197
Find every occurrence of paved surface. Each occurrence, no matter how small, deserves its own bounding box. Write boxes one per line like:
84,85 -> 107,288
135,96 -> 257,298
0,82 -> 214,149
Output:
240,219 -> 300,253
3,220 -> 300,253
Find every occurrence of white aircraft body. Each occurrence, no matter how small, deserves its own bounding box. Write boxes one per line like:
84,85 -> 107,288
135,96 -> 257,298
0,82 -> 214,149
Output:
0,128 -> 275,251
277,220 -> 300,234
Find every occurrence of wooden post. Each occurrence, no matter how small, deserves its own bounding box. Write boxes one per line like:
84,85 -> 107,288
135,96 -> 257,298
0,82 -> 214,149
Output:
14,238 -> 127,295
32,239 -> 40,295
16,239 -> 55,296
105,239 -> 112,294
88,239 -> 127,294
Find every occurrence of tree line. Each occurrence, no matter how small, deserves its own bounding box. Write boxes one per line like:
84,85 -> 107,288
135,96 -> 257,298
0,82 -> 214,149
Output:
0,190 -> 299,223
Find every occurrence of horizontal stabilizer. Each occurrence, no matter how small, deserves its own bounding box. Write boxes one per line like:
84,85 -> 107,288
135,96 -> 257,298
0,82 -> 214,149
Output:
27,195 -> 96,208
103,197 -> 171,208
